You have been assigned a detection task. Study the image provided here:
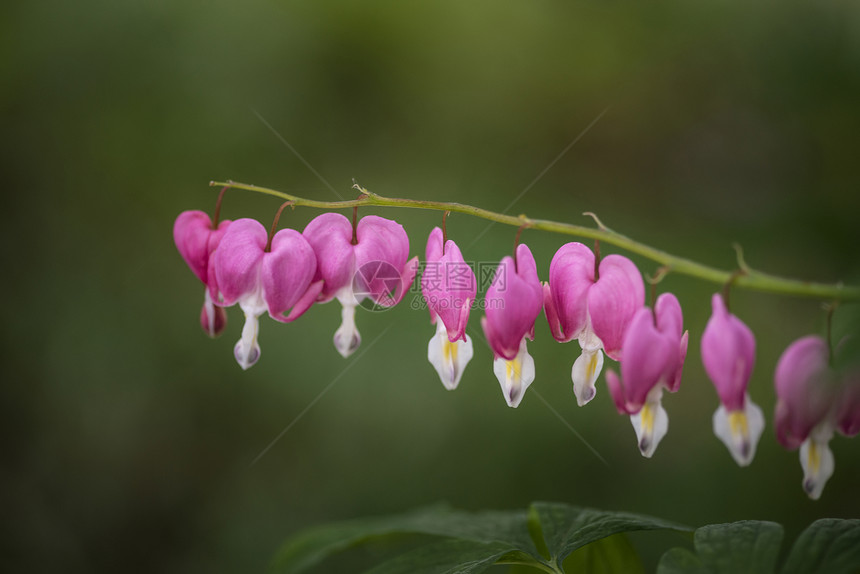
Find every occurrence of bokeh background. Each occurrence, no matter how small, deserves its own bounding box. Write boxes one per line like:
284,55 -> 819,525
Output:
3,0 -> 860,572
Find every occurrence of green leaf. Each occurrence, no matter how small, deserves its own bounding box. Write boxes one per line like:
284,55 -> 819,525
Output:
781,518 -> 860,574
657,521 -> 783,574
656,548 -> 706,574
696,521 -> 783,574
526,505 -> 551,560
530,502 -> 692,563
562,533 -> 645,574
272,502 -> 693,574
361,539 -> 517,574
270,505 -> 538,574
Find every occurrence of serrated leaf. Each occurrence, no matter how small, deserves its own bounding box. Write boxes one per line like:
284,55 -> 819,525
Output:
531,502 -> 692,563
656,547 -> 706,574
781,518 -> 860,574
657,521 -> 783,574
562,533 -> 645,574
270,505 -> 538,574
361,539 -> 521,574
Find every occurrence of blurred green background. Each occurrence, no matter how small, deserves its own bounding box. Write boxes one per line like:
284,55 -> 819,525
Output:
3,0 -> 860,571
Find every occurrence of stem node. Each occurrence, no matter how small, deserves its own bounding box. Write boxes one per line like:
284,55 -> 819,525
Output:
583,211 -> 611,233
733,243 -> 752,274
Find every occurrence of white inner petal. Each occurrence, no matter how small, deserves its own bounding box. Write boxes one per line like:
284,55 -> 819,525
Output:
577,321 -> 603,352
571,348 -> 604,406
799,424 -> 835,500
333,301 -> 361,358
234,292 -> 266,370
203,288 -> 217,336
712,393 -> 765,467
630,386 -> 668,458
492,338 -> 536,408
427,321 -> 474,390
336,285 -> 359,308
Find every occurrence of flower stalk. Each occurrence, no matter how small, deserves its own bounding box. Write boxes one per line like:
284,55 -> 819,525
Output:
209,180 -> 860,302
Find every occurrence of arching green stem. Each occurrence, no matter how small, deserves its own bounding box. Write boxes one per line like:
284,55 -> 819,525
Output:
209,180 -> 860,302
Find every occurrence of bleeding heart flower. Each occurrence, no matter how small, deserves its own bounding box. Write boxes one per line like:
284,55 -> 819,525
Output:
173,210 -> 231,337
303,213 -> 418,358
606,293 -> 689,457
543,242 -> 645,406
212,218 -> 323,370
701,293 -> 763,467
421,227 -> 476,390
481,244 -> 543,408
774,334 -> 860,499
773,335 -> 839,499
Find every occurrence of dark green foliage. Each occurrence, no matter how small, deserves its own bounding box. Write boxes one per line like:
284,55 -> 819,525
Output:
658,518 -> 860,574
272,504 -> 860,574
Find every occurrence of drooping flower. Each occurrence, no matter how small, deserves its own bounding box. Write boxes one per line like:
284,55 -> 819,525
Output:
774,335 -> 860,499
481,244 -> 543,408
303,213 -> 419,358
701,293 -> 764,467
606,293 -> 689,457
543,242 -> 645,406
774,335 -> 837,499
421,227 -> 476,390
211,218 -> 323,369
173,210 -> 231,337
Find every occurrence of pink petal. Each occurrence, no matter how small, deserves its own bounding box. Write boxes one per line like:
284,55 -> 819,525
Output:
665,330 -> 689,393
773,335 -> 835,449
212,218 -> 267,306
655,293 -> 687,392
543,282 -> 565,341
546,242 -> 594,342
174,211 -> 229,284
605,369 -> 630,415
514,244 -> 540,282
354,215 -> 410,271
483,245 -> 543,360
422,230 -> 476,340
701,294 -> 756,411
617,307 -> 677,411
655,292 -> 684,340
204,220 -> 232,297
439,241 -> 477,321
262,228 -> 319,321
452,296 -> 472,343
283,280 -> 325,323
353,216 -> 413,307
303,213 -> 356,301
588,254 -> 645,360
425,227 -> 444,264
421,227 -> 445,324
480,314 -> 498,352
836,374 -> 860,437
393,256 -> 420,306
